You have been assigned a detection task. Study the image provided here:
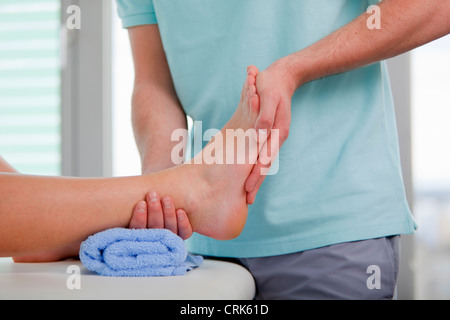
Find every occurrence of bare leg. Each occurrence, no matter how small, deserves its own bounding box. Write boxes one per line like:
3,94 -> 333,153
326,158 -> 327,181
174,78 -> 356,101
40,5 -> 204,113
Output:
0,66 -> 260,257
12,191 -> 192,262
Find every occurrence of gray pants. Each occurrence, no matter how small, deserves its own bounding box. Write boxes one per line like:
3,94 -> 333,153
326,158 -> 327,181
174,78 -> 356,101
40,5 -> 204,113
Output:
233,236 -> 400,300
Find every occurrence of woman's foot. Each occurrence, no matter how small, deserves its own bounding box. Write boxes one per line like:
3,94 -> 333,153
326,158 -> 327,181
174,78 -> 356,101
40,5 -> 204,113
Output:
11,67 -> 261,262
178,66 -> 261,240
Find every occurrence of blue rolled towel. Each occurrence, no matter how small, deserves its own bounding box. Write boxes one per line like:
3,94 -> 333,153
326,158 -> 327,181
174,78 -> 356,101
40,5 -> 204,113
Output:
79,228 -> 203,277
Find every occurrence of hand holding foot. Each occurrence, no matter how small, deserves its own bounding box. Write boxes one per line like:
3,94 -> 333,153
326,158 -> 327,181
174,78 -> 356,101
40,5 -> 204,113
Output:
129,192 -> 193,240
245,61 -> 294,204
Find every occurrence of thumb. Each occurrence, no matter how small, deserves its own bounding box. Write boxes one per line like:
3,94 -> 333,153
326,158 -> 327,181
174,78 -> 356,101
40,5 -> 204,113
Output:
255,93 -> 278,143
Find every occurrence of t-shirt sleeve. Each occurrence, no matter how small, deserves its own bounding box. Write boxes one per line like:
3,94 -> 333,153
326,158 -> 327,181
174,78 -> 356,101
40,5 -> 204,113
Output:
115,0 -> 157,28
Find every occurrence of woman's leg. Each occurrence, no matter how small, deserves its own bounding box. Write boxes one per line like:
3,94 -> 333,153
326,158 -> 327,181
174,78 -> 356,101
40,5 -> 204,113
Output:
0,156 -> 79,261
2,154 -> 193,261
0,66 -> 261,257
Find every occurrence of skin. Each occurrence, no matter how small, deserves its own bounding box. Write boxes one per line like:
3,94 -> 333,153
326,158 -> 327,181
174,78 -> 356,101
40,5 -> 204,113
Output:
0,154 -> 193,262
9,189 -> 192,262
128,24 -> 188,175
0,66 -> 261,259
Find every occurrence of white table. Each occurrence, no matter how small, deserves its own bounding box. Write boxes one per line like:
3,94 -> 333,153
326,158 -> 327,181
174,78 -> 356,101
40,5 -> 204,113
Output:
0,257 -> 255,300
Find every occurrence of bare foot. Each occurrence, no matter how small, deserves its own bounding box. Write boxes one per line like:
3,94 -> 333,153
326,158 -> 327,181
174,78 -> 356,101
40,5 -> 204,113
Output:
8,68 -> 260,261
174,66 -> 261,240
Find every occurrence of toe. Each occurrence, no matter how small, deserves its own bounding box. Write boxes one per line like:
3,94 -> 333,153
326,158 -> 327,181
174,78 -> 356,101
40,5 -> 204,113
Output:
241,75 -> 251,99
247,84 -> 256,98
247,66 -> 258,87
242,66 -> 259,98
249,91 -> 260,114
247,65 -> 259,77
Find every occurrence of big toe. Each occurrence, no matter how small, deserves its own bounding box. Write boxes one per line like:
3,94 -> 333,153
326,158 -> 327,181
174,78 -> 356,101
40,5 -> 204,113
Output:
246,65 -> 259,87
247,65 -> 259,77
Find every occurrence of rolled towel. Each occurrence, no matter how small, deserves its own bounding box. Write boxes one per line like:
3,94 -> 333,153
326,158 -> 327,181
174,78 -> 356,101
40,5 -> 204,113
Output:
79,228 -> 203,277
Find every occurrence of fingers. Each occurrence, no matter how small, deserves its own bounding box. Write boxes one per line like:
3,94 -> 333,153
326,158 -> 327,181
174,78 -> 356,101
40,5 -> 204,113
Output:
245,162 -> 263,194
255,89 -> 277,143
254,68 -> 289,145
161,196 -> 177,234
246,184 -> 259,205
129,200 -> 148,229
271,99 -> 291,146
147,191 -> 164,229
245,120 -> 283,204
128,191 -> 193,240
245,162 -> 268,204
244,140 -> 272,204
246,68 -> 291,203
176,209 -> 193,240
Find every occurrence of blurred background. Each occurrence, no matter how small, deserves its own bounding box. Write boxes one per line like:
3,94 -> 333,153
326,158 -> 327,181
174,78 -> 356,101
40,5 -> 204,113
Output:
411,35 -> 450,299
0,0 -> 448,299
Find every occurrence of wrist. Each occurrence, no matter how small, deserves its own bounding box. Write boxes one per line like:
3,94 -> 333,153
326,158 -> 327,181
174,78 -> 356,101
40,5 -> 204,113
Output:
272,55 -> 310,95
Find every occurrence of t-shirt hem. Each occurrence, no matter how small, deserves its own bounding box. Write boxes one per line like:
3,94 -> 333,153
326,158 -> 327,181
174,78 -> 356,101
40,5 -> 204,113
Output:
187,223 -> 416,259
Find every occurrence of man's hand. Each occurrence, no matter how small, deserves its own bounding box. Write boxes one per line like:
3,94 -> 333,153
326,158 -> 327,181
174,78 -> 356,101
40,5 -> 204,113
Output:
245,60 -> 296,204
245,0 -> 450,205
129,191 -> 193,240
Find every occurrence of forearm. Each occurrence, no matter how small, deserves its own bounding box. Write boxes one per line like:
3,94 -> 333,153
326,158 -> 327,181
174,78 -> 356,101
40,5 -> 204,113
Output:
128,25 -> 187,174
281,0 -> 450,91
132,82 -> 187,174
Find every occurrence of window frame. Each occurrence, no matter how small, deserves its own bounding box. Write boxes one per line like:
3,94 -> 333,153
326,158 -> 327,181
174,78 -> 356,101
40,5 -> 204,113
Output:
387,54 -> 414,300
60,0 -> 112,177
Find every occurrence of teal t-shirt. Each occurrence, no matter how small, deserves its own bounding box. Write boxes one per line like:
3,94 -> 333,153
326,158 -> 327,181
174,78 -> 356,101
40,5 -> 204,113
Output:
116,0 -> 416,258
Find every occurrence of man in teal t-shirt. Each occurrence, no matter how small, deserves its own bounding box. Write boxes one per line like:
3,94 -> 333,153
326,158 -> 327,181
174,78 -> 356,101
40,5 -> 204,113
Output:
116,0 -> 449,299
